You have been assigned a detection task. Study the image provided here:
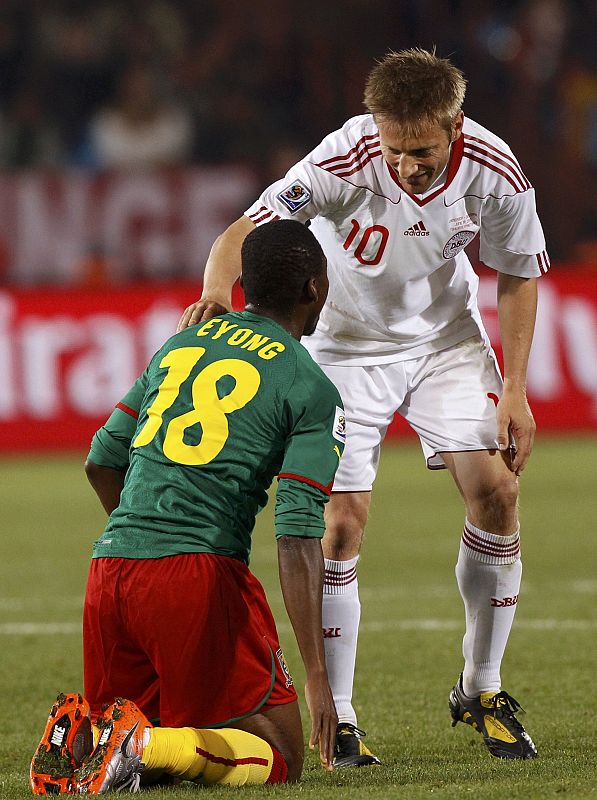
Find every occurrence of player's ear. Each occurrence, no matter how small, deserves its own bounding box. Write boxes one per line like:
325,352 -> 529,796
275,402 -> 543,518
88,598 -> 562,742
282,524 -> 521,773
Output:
304,276 -> 318,304
451,111 -> 464,142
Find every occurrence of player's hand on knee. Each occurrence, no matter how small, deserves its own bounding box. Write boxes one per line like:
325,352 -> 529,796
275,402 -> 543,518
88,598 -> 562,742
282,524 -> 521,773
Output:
305,674 -> 338,770
176,299 -> 230,332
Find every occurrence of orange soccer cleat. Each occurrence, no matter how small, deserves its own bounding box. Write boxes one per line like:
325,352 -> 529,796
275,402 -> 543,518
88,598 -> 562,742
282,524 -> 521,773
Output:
74,697 -> 152,794
30,692 -> 94,795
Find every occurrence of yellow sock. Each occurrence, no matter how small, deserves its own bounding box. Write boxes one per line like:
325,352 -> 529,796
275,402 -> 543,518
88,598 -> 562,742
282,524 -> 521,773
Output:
91,724 -> 101,747
142,726 -> 287,785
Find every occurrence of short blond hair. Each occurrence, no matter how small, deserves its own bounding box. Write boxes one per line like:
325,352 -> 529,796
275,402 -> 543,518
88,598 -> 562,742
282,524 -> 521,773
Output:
364,48 -> 467,136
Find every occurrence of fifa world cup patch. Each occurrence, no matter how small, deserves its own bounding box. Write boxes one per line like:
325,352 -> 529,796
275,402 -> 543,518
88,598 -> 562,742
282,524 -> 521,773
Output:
332,406 -> 346,444
277,180 -> 312,213
276,648 -> 294,688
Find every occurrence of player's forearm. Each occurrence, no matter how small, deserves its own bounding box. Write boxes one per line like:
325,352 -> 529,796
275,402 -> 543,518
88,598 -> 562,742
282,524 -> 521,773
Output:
497,274 -> 538,389
201,216 -> 256,307
277,536 -> 328,677
84,460 -> 125,515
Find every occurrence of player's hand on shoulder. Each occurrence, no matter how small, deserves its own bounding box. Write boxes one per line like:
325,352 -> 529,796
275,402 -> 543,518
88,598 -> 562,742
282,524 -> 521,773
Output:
305,671 -> 338,771
496,386 -> 536,476
176,299 -> 230,332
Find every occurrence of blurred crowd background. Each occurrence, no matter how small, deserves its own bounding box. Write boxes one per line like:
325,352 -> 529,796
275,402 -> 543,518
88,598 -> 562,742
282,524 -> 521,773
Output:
0,0 -> 596,283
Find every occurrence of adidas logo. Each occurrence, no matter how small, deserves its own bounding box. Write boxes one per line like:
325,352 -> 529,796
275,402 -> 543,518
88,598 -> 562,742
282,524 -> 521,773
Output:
404,221 -> 429,236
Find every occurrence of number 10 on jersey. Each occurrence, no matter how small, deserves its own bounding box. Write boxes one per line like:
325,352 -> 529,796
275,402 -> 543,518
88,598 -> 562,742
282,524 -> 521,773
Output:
343,219 -> 390,266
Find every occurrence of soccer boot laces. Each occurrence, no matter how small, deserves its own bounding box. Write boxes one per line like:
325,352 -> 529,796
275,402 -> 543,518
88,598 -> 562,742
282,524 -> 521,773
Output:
74,697 -> 151,794
334,723 -> 381,767
449,675 -> 538,759
30,692 -> 94,795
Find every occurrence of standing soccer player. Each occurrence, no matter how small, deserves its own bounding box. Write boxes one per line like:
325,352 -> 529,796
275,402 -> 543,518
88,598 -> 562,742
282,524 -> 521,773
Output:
30,220 -> 344,794
178,49 -> 546,763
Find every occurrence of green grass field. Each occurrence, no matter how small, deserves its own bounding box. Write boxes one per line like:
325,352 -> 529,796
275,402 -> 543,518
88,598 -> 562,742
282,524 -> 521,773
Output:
1,438 -> 596,799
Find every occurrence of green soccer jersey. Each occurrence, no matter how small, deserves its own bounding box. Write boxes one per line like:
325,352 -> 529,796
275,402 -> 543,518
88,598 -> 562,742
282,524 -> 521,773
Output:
88,311 -> 345,564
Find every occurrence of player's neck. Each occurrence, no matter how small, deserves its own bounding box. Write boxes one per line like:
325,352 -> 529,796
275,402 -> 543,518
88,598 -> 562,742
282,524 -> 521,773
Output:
244,304 -> 303,340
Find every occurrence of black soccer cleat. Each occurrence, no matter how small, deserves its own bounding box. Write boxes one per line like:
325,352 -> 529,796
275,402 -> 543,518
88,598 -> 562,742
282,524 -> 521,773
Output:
334,723 -> 381,767
449,675 -> 538,759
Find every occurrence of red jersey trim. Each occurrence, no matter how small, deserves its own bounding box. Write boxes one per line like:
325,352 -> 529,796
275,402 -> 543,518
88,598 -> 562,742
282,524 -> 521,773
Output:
462,153 -> 523,193
318,135 -> 382,179
248,206 -> 280,225
464,135 -> 530,186
463,141 -> 530,191
536,251 -> 550,274
116,402 -> 139,419
248,206 -> 267,220
278,472 -> 333,496
317,133 -> 380,169
386,132 -> 465,207
328,148 -> 383,178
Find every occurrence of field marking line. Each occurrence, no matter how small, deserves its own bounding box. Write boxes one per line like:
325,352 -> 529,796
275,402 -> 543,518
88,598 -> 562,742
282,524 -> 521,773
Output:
0,622 -> 82,635
1,579 -> 595,613
2,619 -> 596,636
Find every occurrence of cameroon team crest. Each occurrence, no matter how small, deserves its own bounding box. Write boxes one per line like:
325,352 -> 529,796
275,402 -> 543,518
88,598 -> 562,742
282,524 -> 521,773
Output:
276,648 -> 294,688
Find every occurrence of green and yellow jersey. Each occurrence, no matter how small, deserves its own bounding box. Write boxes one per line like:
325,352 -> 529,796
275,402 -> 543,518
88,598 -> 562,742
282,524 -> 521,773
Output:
88,311 -> 344,564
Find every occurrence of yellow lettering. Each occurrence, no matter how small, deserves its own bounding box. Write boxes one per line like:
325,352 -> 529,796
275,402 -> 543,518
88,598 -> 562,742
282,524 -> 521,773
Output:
227,328 -> 253,346
257,342 -> 286,360
212,320 -> 238,339
240,333 -> 271,351
195,318 -> 221,337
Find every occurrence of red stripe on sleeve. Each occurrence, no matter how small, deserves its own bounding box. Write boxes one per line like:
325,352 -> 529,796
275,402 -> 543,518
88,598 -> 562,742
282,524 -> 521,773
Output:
463,143 -> 529,191
116,402 -> 139,419
464,134 -> 530,183
278,473 -> 333,496
328,148 -> 383,178
251,209 -> 276,225
317,133 -> 380,168
462,153 -> 522,192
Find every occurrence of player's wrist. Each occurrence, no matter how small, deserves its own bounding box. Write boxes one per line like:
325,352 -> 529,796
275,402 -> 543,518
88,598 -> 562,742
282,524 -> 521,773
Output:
199,293 -> 232,308
304,663 -> 329,681
502,377 -> 528,393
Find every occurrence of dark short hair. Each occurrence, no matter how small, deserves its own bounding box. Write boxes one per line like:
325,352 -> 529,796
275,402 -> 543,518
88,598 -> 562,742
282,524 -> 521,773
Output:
241,220 -> 325,309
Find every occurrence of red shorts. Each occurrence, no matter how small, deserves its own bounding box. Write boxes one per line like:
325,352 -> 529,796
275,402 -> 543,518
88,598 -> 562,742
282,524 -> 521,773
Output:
83,553 -> 298,727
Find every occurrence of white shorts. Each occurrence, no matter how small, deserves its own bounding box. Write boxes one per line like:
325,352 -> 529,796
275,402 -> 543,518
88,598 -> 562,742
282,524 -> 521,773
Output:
317,336 -> 504,492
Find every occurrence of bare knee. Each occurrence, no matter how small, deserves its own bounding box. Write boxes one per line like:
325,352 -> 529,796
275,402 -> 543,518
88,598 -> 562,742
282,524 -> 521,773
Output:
281,746 -> 304,782
467,475 -> 519,534
323,491 -> 370,560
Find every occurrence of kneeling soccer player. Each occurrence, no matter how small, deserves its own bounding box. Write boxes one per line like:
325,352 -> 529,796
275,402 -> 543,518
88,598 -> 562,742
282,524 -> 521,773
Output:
30,220 -> 343,793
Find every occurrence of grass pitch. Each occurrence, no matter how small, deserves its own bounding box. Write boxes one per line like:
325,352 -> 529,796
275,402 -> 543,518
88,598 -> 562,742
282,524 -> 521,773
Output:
1,437 -> 596,799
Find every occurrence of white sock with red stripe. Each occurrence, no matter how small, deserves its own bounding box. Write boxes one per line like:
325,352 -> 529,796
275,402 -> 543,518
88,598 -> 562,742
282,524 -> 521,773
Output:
456,519 -> 522,697
322,556 -> 360,725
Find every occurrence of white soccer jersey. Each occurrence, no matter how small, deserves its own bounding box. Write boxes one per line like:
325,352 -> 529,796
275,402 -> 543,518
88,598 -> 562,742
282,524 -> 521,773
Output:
245,115 -> 549,365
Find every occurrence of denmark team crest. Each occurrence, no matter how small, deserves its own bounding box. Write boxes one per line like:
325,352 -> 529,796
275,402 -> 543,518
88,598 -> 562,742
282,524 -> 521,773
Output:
277,180 -> 312,213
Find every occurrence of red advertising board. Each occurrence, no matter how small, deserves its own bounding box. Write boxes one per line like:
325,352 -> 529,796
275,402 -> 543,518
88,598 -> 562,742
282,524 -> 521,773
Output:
1,271 -> 596,451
